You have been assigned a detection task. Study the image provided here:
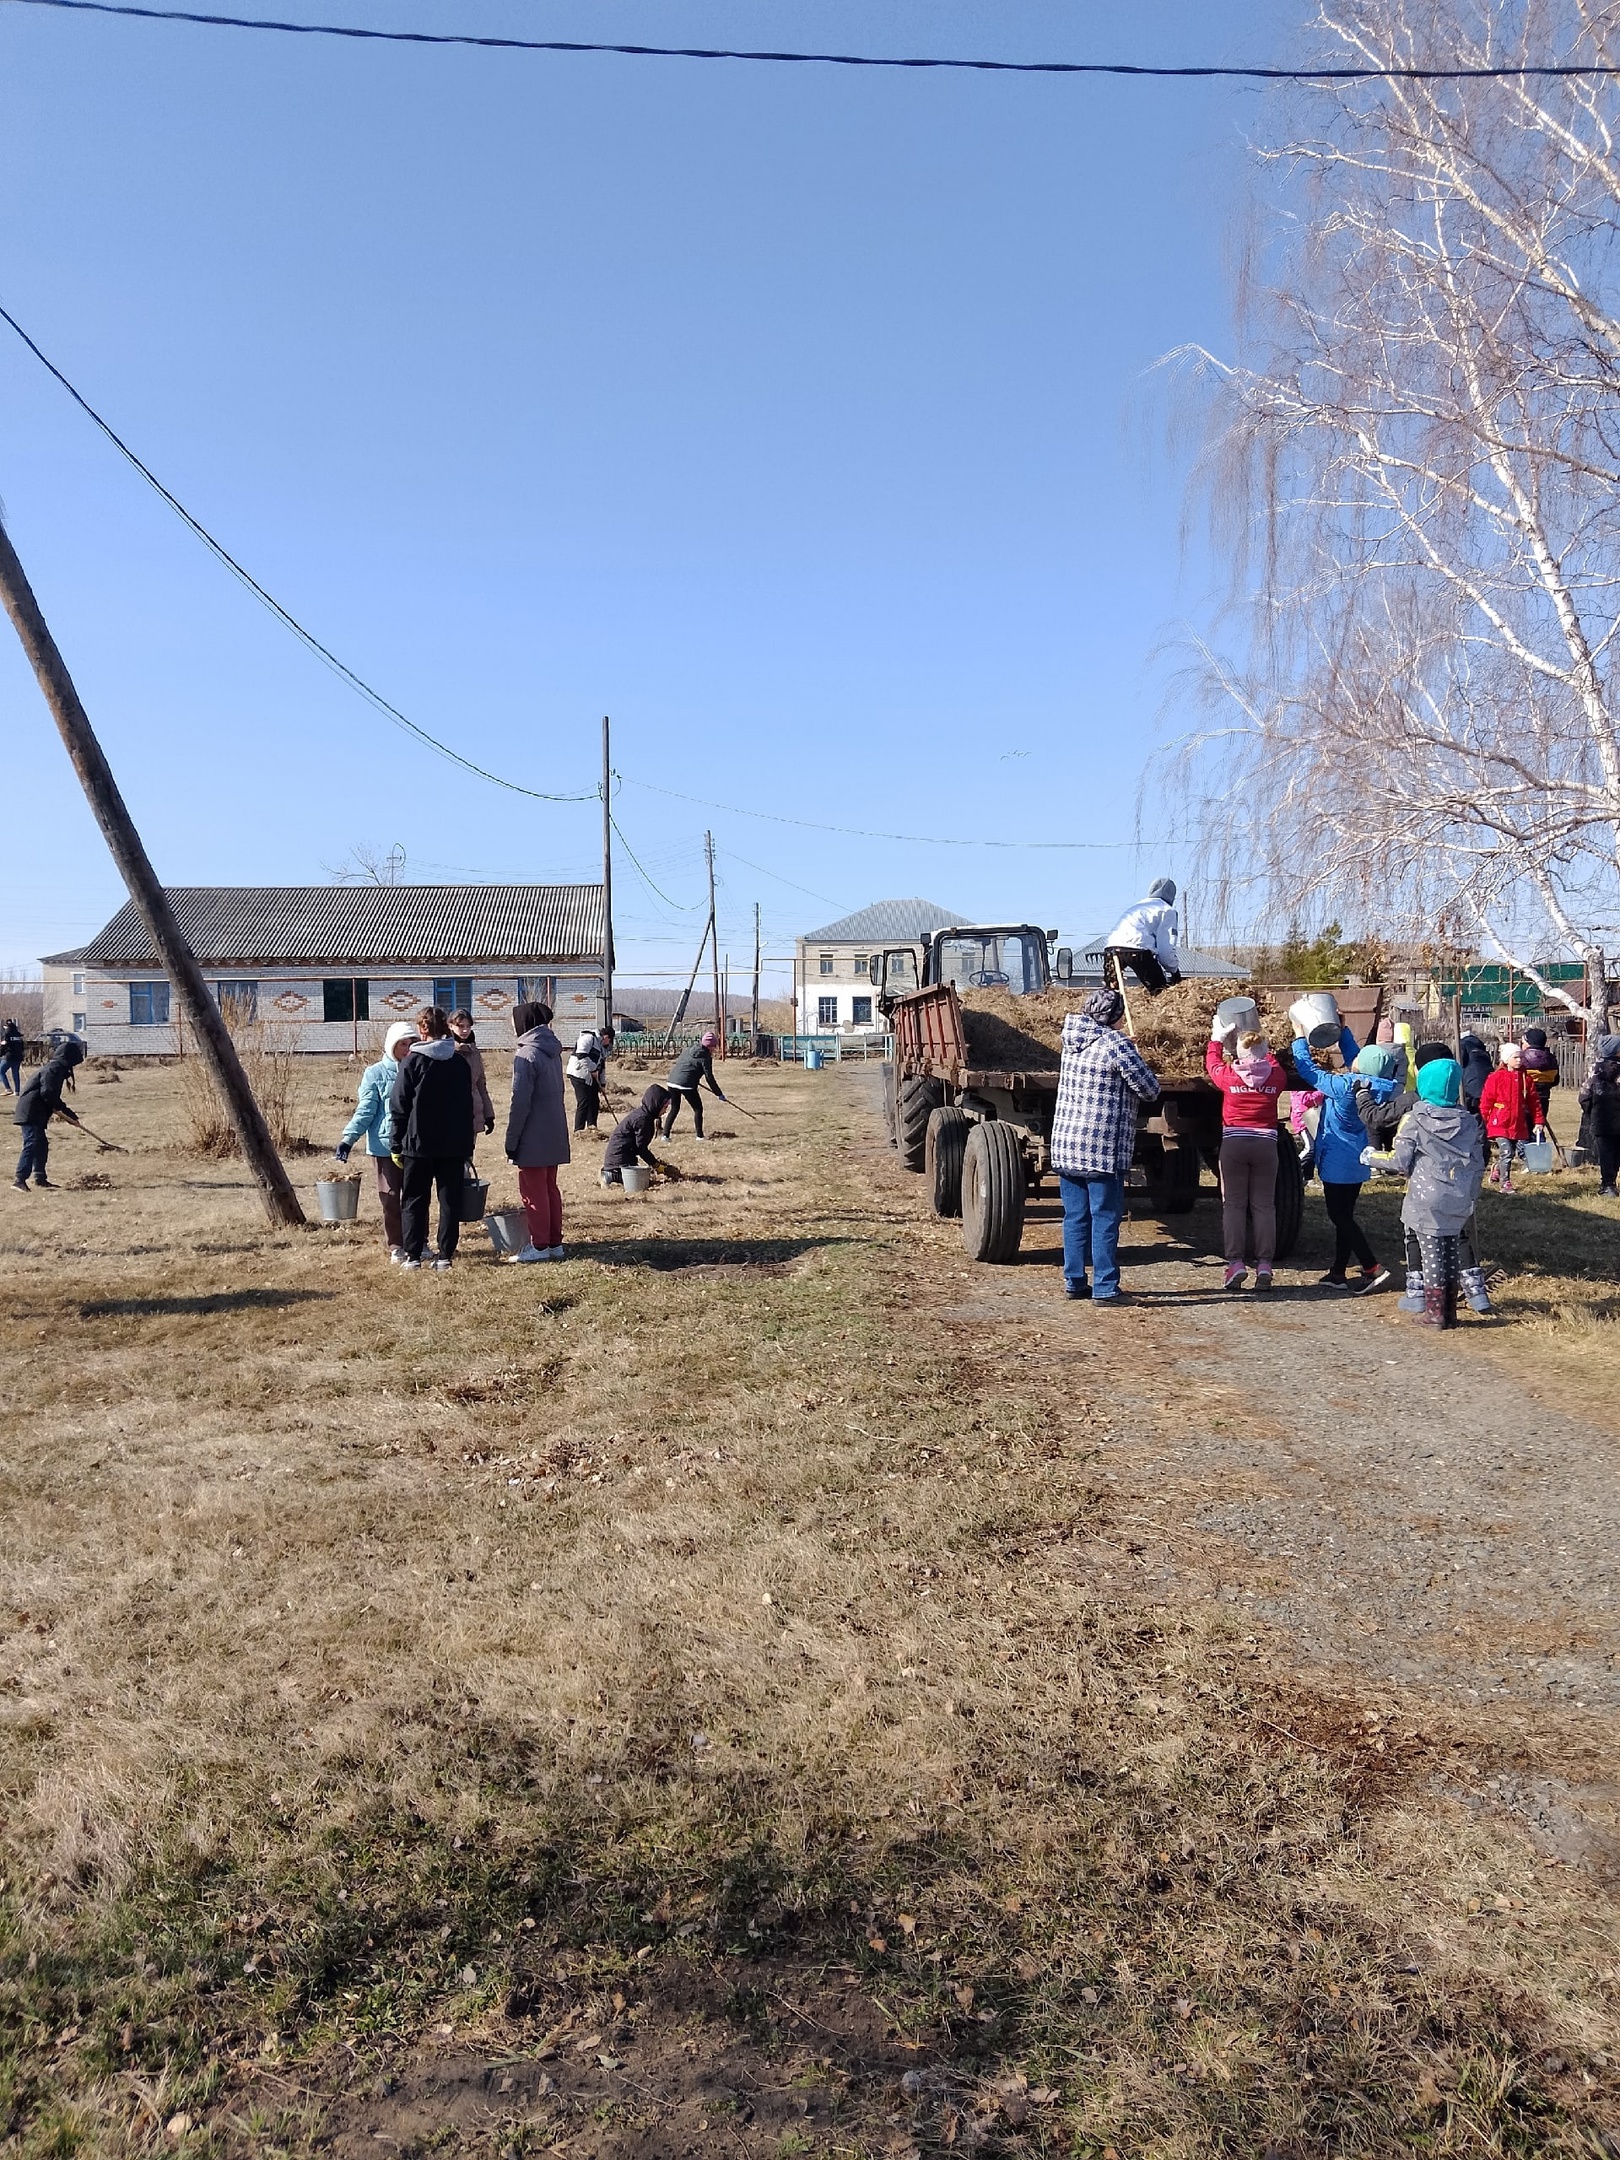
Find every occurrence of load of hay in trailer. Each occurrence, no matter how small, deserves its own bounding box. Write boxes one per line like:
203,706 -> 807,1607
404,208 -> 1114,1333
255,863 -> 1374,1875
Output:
884,965 -> 1380,1266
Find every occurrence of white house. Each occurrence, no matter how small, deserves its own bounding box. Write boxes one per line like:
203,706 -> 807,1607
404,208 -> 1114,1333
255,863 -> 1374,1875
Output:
793,898 -> 968,1035
43,884 -> 608,1056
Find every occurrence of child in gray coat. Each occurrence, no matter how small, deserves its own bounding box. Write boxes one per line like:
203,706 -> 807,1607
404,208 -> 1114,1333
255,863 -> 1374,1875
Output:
1378,1057 -> 1486,1329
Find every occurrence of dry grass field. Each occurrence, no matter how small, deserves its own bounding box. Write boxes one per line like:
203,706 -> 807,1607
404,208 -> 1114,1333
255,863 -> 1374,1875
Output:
1,1054 -> 1617,2158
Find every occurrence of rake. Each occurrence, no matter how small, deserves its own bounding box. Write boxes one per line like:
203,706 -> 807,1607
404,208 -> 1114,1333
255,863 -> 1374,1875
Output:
67,1118 -> 126,1154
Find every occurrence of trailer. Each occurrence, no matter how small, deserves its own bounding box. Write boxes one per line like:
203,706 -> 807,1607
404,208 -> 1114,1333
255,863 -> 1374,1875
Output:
873,925 -> 1307,1265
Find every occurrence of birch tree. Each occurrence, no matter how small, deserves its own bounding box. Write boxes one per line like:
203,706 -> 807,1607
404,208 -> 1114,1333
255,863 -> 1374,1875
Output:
1181,0 -> 1620,1025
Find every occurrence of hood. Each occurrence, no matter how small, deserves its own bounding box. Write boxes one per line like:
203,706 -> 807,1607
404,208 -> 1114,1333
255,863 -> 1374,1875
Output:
410,1036 -> 458,1061
1416,1058 -> 1462,1106
1597,1034 -> 1620,1062
641,1084 -> 671,1116
383,1022 -> 415,1060
1148,877 -> 1177,905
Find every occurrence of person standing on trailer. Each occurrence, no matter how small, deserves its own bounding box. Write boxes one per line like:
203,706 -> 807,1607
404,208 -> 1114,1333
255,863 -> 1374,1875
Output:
334,1019 -> 415,1261
663,1029 -> 727,1139
1100,878 -> 1183,997
388,1006 -> 476,1271
1050,986 -> 1160,1307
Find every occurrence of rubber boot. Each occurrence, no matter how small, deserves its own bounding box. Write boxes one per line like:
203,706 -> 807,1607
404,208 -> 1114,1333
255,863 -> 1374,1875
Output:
1411,1282 -> 1445,1328
1397,1267 -> 1425,1314
1460,1264 -> 1494,1315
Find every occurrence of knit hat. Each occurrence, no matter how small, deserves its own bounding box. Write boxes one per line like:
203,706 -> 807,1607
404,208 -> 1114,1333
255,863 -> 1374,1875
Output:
1498,1040 -> 1521,1067
1375,1017 -> 1395,1043
1413,1040 -> 1452,1068
1524,1026 -> 1548,1050
1416,1058 -> 1462,1106
1084,987 -> 1125,1026
1598,1035 -> 1620,1061
701,1030 -> 719,1047
383,1021 -> 415,1058
1353,1046 -> 1386,1075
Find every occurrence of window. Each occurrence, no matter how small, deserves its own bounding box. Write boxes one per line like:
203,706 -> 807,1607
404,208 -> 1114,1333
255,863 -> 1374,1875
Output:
516,975 -> 554,1006
72,1012 -> 86,1035
72,972 -> 84,996
433,977 -> 473,1012
213,980 -> 258,1022
852,996 -> 873,1026
817,995 -> 839,1026
323,979 -> 370,1023
852,953 -> 867,974
818,953 -> 834,976
936,932 -> 1045,996
129,981 -> 170,1027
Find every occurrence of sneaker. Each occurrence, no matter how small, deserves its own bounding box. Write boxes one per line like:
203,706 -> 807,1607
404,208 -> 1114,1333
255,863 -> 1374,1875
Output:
33,1178 -> 54,1189
430,1256 -> 453,1272
399,1257 -> 423,1271
10,1180 -> 27,1192
388,1246 -> 406,1265
1224,1265 -> 1247,1291
1600,1185 -> 1617,1198
1317,1270 -> 1350,1288
1254,1269 -> 1273,1292
542,1245 -> 565,1261
1064,1279 -> 1091,1300
1091,1291 -> 1132,1307
1356,1265 -> 1393,1295
1500,1179 -> 1515,1194
503,1245 -> 547,1264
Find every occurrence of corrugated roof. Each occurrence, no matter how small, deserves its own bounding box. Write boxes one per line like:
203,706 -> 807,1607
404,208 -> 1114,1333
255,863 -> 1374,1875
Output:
802,897 -> 969,944
66,886 -> 605,970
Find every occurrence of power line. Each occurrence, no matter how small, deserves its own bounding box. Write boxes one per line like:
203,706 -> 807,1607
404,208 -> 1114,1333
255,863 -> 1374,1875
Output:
11,0 -> 1620,80
0,300 -> 596,804
623,776 -> 1161,852
608,811 -> 703,914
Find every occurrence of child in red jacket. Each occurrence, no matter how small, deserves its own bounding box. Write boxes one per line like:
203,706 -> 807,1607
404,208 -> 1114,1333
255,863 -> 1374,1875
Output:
1478,1042 -> 1542,1192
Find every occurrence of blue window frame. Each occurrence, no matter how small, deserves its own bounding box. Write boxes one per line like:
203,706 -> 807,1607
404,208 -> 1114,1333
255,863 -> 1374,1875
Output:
852,996 -> 873,1026
433,977 -> 473,1012
129,981 -> 170,1027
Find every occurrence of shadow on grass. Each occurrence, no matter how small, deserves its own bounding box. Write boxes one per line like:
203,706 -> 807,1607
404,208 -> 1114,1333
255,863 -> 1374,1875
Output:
79,1287 -> 336,1318
582,1235 -> 855,1273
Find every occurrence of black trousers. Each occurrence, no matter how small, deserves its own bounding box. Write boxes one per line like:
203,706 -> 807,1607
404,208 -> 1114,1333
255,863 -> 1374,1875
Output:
1599,1134 -> 1620,1189
662,1085 -> 705,1138
1321,1179 -> 1376,1272
399,1154 -> 465,1261
570,1076 -> 601,1132
1103,947 -> 1176,996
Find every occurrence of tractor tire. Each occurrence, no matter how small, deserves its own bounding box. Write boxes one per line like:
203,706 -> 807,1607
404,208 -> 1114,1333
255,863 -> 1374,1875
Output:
961,1119 -> 1027,1263
896,1076 -> 943,1172
882,1063 -> 897,1147
925,1105 -> 971,1218
1144,1136 -> 1201,1218
1272,1128 -> 1305,1262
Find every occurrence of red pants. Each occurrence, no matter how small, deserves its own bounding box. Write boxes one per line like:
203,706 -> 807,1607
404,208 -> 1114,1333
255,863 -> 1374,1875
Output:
518,1164 -> 562,1250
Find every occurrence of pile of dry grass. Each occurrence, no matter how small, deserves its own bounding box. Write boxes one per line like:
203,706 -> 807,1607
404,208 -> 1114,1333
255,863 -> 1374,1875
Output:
962,978 -> 1297,1082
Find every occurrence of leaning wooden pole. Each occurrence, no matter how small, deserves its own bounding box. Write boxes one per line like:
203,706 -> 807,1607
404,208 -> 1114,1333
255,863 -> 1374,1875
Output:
0,513 -> 306,1227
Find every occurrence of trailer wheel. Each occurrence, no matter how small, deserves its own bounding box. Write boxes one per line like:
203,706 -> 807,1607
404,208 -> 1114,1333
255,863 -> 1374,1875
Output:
925,1106 -> 971,1218
896,1076 -> 943,1171
1144,1136 -> 1201,1217
1272,1128 -> 1305,1262
961,1120 -> 1027,1262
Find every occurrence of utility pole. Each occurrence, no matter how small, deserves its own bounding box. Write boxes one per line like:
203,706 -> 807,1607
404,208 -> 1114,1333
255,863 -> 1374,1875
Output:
705,829 -> 723,1059
0,514 -> 305,1227
600,714 -> 614,1032
751,901 -> 761,1044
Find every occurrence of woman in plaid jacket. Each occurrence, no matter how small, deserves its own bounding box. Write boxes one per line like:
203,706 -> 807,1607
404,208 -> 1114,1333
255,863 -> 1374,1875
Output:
1050,987 -> 1160,1305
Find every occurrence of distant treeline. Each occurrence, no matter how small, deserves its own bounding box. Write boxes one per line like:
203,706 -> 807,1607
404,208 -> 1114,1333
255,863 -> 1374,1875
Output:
0,978 -> 44,1037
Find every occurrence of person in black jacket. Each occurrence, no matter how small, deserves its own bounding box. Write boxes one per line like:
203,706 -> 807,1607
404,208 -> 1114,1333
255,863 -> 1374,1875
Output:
12,1038 -> 84,1189
1,1020 -> 23,1096
601,1086 -> 671,1186
1578,1033 -> 1620,1197
388,1007 -> 475,1268
662,1030 -> 726,1139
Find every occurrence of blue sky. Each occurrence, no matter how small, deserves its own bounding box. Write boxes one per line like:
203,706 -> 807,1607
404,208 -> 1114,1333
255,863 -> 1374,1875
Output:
0,0 -> 1297,984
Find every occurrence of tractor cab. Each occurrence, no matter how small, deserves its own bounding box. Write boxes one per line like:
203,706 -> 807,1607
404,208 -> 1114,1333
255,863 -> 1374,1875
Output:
869,924 -> 1073,1016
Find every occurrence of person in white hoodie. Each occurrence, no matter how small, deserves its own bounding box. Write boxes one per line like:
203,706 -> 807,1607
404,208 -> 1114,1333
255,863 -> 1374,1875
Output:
565,1025 -> 615,1136
1101,878 -> 1183,997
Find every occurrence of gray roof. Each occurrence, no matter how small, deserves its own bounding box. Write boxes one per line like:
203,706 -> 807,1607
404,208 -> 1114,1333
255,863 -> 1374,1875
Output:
803,897 -> 969,944
61,886 -> 605,970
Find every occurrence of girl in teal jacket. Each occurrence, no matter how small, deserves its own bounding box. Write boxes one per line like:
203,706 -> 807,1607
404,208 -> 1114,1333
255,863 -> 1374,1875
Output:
335,1021 -> 415,1259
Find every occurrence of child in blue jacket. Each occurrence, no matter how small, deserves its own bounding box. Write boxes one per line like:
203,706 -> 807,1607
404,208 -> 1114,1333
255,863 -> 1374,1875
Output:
1291,1025 -> 1397,1292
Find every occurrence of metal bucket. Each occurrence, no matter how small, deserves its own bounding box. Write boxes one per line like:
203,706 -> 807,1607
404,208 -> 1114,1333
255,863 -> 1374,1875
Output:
1288,992 -> 1341,1048
1213,995 -> 1260,1043
620,1163 -> 652,1194
459,1174 -> 490,1223
1520,1135 -> 1555,1175
485,1204 -> 530,1256
315,1178 -> 361,1223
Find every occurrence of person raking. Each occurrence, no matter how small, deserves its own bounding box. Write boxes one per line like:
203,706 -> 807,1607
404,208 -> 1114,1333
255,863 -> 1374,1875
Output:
11,1033 -> 84,1190
1100,878 -> 1183,997
1050,986 -> 1160,1306
663,1029 -> 727,1138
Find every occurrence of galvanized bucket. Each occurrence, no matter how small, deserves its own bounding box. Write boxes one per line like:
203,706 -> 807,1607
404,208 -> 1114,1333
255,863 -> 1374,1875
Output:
485,1204 -> 530,1256
1213,995 -> 1260,1042
1288,992 -> 1341,1049
620,1163 -> 652,1193
315,1178 -> 360,1223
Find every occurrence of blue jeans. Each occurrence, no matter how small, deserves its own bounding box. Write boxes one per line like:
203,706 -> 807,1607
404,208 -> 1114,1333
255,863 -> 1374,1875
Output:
1,1055 -> 21,1095
16,1124 -> 49,1185
1060,1172 -> 1125,1300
